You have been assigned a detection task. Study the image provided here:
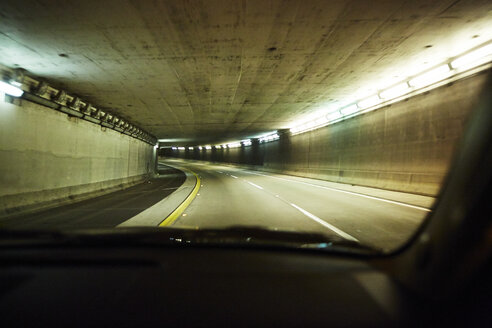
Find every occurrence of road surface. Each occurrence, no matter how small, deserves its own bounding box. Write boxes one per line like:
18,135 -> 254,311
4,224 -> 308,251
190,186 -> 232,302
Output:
0,159 -> 434,251
0,163 -> 185,229
166,159 -> 433,251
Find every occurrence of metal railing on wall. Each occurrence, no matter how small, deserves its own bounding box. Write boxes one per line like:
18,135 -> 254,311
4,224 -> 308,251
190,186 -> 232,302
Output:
0,66 -> 157,146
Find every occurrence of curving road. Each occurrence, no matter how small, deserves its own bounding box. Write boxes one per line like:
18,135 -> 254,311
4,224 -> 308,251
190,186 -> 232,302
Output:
166,159 -> 434,251
0,158 -> 434,251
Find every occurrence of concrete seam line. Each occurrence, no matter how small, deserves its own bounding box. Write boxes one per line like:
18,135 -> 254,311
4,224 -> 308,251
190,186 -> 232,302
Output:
159,169 -> 201,227
289,203 -> 359,242
244,171 -> 431,212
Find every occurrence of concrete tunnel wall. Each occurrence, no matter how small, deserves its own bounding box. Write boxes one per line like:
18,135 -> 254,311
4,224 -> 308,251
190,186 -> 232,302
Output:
0,98 -> 156,218
163,70 -> 489,196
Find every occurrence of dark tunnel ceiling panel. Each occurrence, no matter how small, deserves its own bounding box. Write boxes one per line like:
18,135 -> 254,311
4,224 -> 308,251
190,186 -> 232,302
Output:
0,0 -> 491,144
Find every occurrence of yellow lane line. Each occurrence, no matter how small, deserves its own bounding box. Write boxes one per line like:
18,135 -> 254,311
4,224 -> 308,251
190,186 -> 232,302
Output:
159,169 -> 201,227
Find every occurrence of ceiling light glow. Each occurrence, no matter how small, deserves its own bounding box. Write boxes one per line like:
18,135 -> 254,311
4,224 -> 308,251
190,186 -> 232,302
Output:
409,65 -> 450,88
379,83 -> 410,99
358,95 -> 381,109
451,43 -> 492,69
242,139 -> 252,146
0,81 -> 24,97
340,104 -> 359,116
327,111 -> 342,121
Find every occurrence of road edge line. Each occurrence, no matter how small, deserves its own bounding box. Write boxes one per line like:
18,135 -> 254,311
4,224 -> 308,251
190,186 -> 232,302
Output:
159,168 -> 200,227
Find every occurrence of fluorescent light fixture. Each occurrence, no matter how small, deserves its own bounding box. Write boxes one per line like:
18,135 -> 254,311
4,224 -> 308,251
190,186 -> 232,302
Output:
259,133 -> 280,143
327,111 -> 342,121
451,43 -> 492,70
172,147 -> 177,150
217,145 -> 222,149
304,121 -> 316,130
358,95 -> 381,109
340,104 -> 359,116
188,147 -> 193,150
379,83 -> 409,100
242,139 -> 252,146
290,126 -> 299,133
205,146 -> 212,150
409,65 -> 450,88
315,117 -> 328,126
228,142 -> 241,148
10,81 -> 22,87
178,147 -> 185,150
0,81 -> 24,97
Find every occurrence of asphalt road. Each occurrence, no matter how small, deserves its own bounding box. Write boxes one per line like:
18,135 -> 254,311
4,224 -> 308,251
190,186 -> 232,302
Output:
167,160 -> 434,251
0,163 -> 185,230
0,158 -> 433,251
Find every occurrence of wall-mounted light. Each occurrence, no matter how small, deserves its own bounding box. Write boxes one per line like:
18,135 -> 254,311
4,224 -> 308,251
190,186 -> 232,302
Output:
340,104 -> 359,116
0,81 -> 24,97
408,65 -> 450,88
379,83 -> 409,99
242,139 -> 252,147
451,43 -> 492,70
358,95 -> 381,109
327,111 -> 342,121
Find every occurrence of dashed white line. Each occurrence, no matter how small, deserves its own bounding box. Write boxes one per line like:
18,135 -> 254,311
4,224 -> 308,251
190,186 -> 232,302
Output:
247,181 -> 264,190
244,171 -> 431,212
230,175 -> 238,179
289,203 -> 359,242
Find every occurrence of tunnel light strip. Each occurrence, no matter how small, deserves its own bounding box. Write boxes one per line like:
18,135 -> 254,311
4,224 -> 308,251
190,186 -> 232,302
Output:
340,104 -> 359,116
450,43 -> 492,69
408,64 -> 451,88
358,95 -> 381,109
5,68 -> 156,145
242,139 -> 252,147
288,41 -> 492,136
0,81 -> 24,97
259,133 -> 279,143
379,83 -> 409,99
167,41 -> 491,150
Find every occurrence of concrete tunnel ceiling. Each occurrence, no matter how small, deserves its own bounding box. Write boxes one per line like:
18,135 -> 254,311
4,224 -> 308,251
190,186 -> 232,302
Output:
0,0 -> 491,146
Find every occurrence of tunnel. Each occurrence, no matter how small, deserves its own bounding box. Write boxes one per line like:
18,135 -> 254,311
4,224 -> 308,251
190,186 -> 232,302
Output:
0,0 -> 491,251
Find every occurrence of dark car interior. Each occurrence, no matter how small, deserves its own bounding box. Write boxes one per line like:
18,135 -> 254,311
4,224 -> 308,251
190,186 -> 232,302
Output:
0,74 -> 490,327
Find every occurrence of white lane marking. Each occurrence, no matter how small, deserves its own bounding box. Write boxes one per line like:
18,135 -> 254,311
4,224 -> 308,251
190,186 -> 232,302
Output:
243,171 -> 431,212
247,181 -> 264,190
230,175 -> 238,179
290,203 -> 359,242
218,171 -> 223,173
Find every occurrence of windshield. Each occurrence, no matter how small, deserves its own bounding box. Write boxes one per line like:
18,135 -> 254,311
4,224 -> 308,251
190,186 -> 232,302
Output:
0,0 -> 491,254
